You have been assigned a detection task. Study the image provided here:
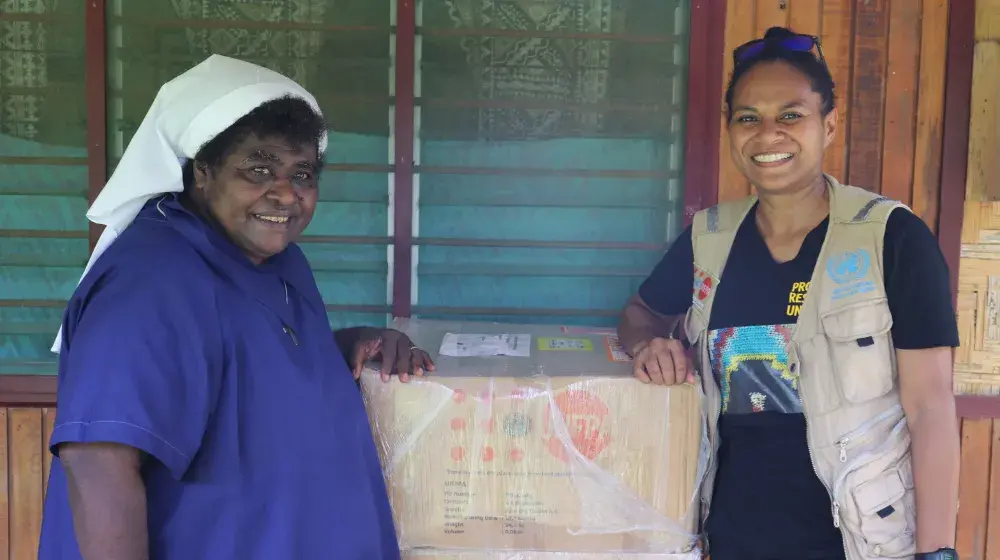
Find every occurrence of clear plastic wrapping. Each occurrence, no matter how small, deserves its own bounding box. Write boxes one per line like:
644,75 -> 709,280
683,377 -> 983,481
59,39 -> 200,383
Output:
361,318 -> 709,556
402,551 -> 703,560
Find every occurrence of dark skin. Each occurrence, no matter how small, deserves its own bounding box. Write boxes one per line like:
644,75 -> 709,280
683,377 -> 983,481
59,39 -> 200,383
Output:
184,133 -> 433,381
59,132 -> 433,559
620,61 -> 957,553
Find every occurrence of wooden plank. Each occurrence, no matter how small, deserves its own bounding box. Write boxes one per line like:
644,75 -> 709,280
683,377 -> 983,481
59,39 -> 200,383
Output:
85,0 -> 108,250
820,0 -> 856,182
911,0 -> 949,231
0,410 -> 9,560
9,409 -> 43,560
682,0 -> 726,222
957,418 -> 993,559
976,0 -> 1000,41
937,0 -> 977,312
986,418 -> 1000,558
879,0 -> 921,206
391,0 -> 416,318
847,0 -> 890,191
717,0 -> 756,203
755,0 -> 789,35
788,0 -> 822,37
964,41 -> 1000,202
958,395 -> 1000,418
42,408 -> 55,496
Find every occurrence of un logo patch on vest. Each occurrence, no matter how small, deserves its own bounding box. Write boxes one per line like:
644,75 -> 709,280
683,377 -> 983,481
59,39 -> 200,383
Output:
826,249 -> 875,301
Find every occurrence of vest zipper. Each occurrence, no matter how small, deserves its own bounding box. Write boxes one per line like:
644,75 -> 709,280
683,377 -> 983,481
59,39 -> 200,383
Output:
829,415 -> 909,534
835,404 -> 904,463
794,342 -> 847,553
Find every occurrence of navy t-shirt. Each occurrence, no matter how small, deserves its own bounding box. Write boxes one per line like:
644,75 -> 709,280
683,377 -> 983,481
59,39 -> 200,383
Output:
40,195 -> 400,559
637,204 -> 959,560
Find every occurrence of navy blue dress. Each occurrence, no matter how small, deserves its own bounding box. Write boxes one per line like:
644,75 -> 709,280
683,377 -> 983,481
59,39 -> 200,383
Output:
39,195 -> 399,559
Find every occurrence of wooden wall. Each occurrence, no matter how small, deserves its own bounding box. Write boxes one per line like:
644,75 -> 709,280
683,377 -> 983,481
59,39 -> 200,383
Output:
955,0 -> 1000,396
957,417 -> 1000,559
0,408 -> 54,560
2,419 -> 996,558
716,0 -> 950,234
952,0 -> 1000,557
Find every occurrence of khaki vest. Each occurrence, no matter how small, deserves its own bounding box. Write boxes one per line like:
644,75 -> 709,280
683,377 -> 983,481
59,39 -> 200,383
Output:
684,175 -> 916,559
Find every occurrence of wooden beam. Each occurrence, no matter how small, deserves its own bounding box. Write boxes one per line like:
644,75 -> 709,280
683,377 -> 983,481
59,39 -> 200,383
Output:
937,0 -> 976,308
85,0 -> 107,250
683,0 -> 727,221
391,0 -> 416,319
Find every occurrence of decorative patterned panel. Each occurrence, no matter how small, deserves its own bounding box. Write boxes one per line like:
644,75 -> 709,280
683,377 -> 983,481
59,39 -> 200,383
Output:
955,201 -> 1000,394
413,0 -> 691,327
106,0 -> 397,330
0,0 -> 88,376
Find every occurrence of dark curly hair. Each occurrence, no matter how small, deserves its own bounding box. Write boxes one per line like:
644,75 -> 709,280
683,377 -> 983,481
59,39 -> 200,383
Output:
182,95 -> 326,188
724,27 -> 836,121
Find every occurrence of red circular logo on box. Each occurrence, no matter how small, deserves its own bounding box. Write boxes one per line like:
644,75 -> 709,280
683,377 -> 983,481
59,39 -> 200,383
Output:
542,390 -> 612,463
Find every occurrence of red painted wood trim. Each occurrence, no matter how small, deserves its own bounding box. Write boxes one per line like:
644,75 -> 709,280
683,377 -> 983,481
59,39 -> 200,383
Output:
420,27 -> 679,43
85,0 -> 108,250
392,0 -> 416,318
683,0 -> 725,225
937,0 -> 974,310
956,395 -> 1000,419
0,376 -> 57,407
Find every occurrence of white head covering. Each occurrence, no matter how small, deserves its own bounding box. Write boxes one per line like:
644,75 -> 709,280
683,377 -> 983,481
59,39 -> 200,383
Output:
51,54 -> 327,353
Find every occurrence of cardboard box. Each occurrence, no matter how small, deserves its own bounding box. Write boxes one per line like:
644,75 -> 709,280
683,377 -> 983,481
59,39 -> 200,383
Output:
362,319 -> 706,555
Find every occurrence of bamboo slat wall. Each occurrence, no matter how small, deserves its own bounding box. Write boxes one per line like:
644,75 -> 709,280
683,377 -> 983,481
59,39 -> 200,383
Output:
955,0 -> 1000,396
715,0 -> 950,234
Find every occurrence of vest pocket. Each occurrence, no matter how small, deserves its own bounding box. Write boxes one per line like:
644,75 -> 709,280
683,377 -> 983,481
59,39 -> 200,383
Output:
850,467 -> 915,557
820,299 -> 894,403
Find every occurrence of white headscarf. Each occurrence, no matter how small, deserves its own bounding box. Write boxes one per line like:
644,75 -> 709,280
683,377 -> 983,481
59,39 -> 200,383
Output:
51,54 -> 327,353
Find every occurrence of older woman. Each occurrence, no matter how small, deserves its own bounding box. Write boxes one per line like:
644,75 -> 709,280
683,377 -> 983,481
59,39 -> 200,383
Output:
38,55 -> 430,559
619,28 -> 959,560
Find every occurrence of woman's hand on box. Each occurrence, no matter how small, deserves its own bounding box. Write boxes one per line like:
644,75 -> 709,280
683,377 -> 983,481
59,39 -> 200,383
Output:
631,337 -> 694,386
350,328 -> 436,383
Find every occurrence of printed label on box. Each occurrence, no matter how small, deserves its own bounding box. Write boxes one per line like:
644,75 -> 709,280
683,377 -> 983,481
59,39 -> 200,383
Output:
604,335 -> 631,362
439,333 -> 531,357
537,337 -> 593,352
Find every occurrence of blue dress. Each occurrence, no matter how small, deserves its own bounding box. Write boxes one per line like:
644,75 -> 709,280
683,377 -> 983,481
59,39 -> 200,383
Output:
39,194 -> 400,560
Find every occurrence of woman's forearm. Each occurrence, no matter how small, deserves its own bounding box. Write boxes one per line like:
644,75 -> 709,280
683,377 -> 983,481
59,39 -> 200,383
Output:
909,406 -> 960,553
61,442 -> 149,560
618,294 -> 682,356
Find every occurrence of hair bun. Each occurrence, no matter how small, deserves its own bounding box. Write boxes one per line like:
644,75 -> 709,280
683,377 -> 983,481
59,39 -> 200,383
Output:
763,26 -> 796,39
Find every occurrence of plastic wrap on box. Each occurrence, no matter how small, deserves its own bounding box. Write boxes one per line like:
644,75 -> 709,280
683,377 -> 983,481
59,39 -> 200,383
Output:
402,551 -> 703,560
361,319 -> 708,555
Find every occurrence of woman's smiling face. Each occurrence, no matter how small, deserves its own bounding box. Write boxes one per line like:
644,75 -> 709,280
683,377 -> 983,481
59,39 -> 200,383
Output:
192,134 -> 320,264
727,60 -> 838,195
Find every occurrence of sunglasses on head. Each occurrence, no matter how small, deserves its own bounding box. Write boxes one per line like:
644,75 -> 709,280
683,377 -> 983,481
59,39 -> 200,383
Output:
733,33 -> 826,66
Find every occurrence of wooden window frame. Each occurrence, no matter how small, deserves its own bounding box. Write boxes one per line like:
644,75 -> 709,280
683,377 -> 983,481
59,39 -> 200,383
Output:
1,0 -> 982,417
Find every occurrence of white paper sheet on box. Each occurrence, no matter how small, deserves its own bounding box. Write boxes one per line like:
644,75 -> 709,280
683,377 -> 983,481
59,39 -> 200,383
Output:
439,333 -> 531,357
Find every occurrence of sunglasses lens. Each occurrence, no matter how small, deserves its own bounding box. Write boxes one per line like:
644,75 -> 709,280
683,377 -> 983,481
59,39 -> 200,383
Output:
735,35 -> 817,63
775,36 -> 816,52
735,42 -> 765,62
